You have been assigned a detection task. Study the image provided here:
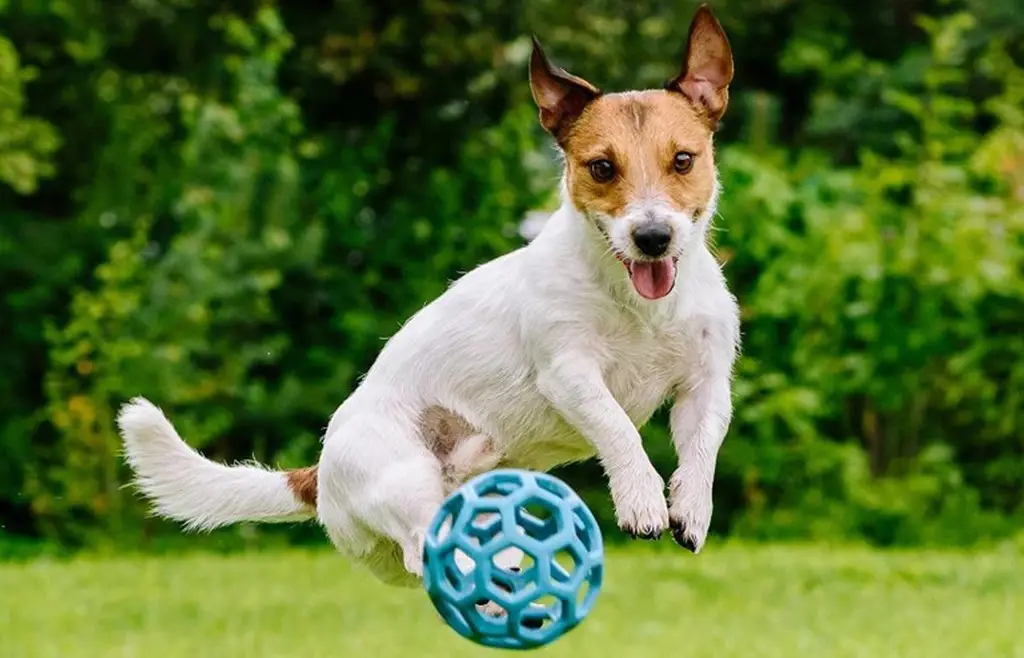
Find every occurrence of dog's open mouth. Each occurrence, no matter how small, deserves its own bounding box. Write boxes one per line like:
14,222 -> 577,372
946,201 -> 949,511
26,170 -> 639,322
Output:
622,257 -> 677,300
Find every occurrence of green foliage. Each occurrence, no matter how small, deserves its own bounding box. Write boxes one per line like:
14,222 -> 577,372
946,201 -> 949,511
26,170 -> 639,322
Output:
1,0 -> 1022,548
28,9 -> 303,544
693,11 -> 1024,546
0,35 -> 59,193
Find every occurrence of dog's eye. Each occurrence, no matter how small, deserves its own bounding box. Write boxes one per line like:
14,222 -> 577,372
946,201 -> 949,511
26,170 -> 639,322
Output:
673,151 -> 695,174
588,159 -> 616,183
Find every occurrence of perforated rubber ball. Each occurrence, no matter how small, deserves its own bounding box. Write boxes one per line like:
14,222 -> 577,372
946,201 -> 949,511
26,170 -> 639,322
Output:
422,469 -> 604,650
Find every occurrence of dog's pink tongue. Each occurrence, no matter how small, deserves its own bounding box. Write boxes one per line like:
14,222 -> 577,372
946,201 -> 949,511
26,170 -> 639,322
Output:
629,260 -> 676,300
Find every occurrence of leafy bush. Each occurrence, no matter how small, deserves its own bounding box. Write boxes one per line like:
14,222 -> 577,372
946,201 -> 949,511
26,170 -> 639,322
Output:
1,1 -> 1021,549
704,13 -> 1024,546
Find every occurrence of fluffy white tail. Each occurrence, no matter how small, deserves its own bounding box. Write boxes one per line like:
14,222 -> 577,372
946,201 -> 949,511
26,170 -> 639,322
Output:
116,397 -> 315,531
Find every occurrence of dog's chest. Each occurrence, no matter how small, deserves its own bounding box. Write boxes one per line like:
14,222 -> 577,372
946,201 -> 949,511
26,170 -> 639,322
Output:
496,320 -> 688,471
599,322 -> 688,424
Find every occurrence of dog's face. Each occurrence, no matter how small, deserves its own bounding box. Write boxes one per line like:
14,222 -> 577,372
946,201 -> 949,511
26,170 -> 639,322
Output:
530,5 -> 733,300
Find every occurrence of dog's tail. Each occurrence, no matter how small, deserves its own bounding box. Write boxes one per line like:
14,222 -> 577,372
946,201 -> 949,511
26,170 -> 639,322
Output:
116,397 -> 318,531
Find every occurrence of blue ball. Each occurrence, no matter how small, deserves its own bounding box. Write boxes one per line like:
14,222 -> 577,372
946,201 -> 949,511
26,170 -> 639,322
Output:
422,469 -> 604,650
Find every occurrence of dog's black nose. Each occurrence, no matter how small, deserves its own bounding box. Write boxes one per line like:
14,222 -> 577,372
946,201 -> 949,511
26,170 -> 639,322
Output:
632,223 -> 672,257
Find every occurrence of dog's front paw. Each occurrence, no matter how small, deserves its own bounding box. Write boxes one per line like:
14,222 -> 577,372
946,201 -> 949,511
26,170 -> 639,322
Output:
668,470 -> 713,553
611,466 -> 669,540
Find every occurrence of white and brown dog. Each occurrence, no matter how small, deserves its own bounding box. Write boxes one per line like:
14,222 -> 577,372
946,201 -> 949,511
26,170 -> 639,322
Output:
118,4 -> 739,587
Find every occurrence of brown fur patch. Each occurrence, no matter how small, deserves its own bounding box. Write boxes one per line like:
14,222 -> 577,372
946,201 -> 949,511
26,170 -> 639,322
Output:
420,405 -> 476,457
563,91 -> 717,218
419,406 -> 503,490
286,465 -> 318,508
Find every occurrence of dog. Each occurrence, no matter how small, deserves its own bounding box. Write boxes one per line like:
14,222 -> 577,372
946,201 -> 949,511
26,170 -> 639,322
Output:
117,3 -> 739,588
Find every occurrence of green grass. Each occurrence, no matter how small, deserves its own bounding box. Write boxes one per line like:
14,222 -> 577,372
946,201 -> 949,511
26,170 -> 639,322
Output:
2,542 -> 1022,657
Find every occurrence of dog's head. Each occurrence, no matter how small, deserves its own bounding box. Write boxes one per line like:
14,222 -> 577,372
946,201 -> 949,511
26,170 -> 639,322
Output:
530,5 -> 733,300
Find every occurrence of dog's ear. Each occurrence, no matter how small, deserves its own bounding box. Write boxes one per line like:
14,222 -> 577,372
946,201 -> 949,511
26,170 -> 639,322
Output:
530,37 -> 601,142
667,4 -> 733,128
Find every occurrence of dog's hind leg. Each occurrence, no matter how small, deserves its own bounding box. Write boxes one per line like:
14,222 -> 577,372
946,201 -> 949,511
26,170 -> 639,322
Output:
361,539 -> 422,588
317,412 -> 446,581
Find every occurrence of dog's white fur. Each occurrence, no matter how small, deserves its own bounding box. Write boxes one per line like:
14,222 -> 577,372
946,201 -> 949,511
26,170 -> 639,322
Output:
118,402 -> 313,530
118,168 -> 738,584
118,11 -> 740,587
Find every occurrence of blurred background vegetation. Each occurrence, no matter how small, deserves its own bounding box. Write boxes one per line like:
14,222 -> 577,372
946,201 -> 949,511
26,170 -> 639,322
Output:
1,0 -> 1022,556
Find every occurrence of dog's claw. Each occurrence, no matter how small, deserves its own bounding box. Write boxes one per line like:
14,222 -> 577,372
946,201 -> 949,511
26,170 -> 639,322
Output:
623,524 -> 663,540
671,521 -> 700,552
610,466 -> 669,541
669,515 -> 708,553
668,470 -> 712,553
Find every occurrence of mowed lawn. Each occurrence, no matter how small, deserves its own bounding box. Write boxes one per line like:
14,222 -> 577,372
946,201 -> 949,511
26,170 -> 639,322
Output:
2,542 -> 1021,658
